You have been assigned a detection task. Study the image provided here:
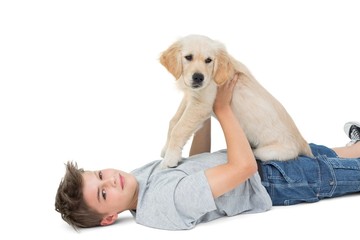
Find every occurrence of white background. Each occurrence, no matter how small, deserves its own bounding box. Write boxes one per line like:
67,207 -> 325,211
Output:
1,0 -> 359,239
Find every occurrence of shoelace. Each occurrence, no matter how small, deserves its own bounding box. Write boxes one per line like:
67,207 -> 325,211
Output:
350,125 -> 360,141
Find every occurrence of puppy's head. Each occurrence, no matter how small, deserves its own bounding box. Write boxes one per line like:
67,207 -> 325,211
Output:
160,35 -> 236,90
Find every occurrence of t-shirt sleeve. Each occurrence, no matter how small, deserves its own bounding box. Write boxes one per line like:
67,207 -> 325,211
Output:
174,171 -> 217,227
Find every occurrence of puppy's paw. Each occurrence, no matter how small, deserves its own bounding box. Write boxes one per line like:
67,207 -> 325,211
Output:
159,160 -> 177,169
160,145 -> 167,158
160,151 -> 181,169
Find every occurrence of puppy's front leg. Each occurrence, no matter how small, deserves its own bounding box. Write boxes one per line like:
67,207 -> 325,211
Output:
161,103 -> 212,168
161,98 -> 187,158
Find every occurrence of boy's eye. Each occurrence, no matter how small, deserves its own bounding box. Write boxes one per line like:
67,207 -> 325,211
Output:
102,189 -> 107,200
99,171 -> 103,180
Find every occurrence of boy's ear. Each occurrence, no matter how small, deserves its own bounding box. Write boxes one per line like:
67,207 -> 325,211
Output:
100,213 -> 118,226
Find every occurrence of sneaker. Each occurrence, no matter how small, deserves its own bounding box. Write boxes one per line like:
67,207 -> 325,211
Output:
344,121 -> 360,146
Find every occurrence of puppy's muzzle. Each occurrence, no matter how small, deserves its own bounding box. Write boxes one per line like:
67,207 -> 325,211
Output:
192,72 -> 204,88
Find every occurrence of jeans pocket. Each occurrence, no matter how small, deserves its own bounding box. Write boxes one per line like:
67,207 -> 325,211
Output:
262,160 -> 320,205
264,161 -> 301,184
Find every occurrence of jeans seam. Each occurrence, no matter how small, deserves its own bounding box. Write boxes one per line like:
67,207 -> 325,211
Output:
318,155 -> 337,198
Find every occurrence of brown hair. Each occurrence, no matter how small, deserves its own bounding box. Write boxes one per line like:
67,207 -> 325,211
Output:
55,161 -> 104,229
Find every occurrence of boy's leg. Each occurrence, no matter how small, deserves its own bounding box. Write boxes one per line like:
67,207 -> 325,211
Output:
332,142 -> 360,158
314,122 -> 360,199
259,122 -> 360,206
332,122 -> 360,158
318,155 -> 360,199
259,154 -> 360,205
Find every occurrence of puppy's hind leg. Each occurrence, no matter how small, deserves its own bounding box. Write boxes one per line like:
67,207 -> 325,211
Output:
253,143 -> 300,161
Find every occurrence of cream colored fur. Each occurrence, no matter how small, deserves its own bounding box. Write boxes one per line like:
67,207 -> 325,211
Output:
160,35 -> 313,168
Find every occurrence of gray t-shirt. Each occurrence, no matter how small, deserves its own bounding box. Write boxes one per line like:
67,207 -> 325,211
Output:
130,149 -> 272,230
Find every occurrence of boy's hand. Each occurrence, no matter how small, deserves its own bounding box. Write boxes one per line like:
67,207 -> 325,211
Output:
213,73 -> 239,115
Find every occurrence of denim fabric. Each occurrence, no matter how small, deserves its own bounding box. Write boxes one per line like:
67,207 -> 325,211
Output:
258,143 -> 360,206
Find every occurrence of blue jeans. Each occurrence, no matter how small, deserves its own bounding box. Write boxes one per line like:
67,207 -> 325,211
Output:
258,143 -> 360,205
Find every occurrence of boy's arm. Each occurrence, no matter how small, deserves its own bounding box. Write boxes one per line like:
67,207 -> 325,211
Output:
205,74 -> 258,198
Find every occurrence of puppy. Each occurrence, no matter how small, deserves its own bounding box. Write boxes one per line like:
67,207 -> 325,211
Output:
160,34 -> 313,168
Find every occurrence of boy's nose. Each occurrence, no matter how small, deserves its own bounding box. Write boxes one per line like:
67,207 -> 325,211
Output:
104,176 -> 116,187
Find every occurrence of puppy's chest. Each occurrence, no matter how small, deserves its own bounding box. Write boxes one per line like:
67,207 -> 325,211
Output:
192,86 -> 217,103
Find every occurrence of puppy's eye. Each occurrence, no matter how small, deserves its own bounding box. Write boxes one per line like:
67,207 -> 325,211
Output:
184,55 -> 193,61
205,58 -> 212,64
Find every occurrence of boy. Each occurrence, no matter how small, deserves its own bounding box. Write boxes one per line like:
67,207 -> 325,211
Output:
55,74 -> 360,230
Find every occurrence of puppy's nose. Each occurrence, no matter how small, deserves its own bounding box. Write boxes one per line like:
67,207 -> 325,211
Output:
192,72 -> 204,84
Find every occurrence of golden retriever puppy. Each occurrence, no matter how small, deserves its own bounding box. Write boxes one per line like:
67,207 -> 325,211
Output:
160,34 -> 313,168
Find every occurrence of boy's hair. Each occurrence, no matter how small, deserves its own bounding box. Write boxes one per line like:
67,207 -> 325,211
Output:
55,161 -> 104,229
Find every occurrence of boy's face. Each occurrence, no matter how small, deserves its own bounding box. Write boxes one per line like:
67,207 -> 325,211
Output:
82,168 -> 138,225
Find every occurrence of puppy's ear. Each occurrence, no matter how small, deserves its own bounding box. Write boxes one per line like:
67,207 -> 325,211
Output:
214,49 -> 235,85
160,42 -> 182,79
